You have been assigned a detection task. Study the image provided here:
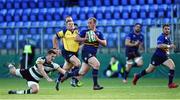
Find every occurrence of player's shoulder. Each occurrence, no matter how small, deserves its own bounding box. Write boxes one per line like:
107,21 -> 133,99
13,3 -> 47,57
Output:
36,56 -> 45,64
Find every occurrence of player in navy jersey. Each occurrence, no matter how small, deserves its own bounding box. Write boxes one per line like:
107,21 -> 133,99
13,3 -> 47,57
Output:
133,24 -> 178,88
69,17 -> 107,90
123,23 -> 144,83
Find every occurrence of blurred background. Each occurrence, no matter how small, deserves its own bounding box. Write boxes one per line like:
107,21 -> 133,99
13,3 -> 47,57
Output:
0,0 -> 180,78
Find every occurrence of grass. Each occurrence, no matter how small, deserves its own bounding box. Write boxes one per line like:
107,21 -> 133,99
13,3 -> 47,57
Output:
0,78 -> 180,100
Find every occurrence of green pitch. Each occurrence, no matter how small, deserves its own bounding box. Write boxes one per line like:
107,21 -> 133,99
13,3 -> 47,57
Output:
0,78 -> 179,100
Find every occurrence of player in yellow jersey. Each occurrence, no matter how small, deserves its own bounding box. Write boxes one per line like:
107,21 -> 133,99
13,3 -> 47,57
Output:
52,19 -> 81,91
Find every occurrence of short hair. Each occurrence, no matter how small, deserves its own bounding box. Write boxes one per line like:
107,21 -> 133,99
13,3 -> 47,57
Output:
88,17 -> 97,24
65,16 -> 73,23
111,55 -> 117,60
47,49 -> 57,55
134,23 -> 142,27
163,24 -> 170,29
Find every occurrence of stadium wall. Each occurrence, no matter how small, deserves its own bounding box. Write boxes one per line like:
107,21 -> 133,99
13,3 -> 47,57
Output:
0,53 -> 180,78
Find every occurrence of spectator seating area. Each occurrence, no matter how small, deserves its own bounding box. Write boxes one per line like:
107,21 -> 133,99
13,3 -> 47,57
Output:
0,0 -> 178,49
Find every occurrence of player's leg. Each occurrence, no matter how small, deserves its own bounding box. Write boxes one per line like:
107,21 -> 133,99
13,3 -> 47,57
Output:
8,81 -> 39,94
88,56 -> 103,90
134,56 -> 143,67
163,59 -> 178,88
69,55 -> 82,87
133,64 -> 156,85
55,61 -> 73,91
123,59 -> 133,83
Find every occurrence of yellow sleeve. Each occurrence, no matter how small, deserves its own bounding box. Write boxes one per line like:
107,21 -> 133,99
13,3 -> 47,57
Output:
56,31 -> 64,38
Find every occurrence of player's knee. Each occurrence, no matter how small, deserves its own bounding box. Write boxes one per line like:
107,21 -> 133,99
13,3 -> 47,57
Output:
32,88 -> 39,94
10,69 -> 16,75
137,62 -> 143,67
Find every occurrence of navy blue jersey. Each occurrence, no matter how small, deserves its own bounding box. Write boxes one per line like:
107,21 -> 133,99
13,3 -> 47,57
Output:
79,29 -> 105,54
154,33 -> 172,57
125,32 -> 144,55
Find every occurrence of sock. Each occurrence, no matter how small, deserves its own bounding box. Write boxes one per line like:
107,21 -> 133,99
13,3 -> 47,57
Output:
132,63 -> 137,67
56,73 -> 64,83
137,69 -> 147,78
92,69 -> 98,86
124,70 -> 129,80
16,89 -> 33,94
67,68 -> 80,77
168,70 -> 174,85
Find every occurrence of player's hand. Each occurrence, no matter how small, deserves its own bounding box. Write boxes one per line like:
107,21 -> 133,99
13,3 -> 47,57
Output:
47,78 -> 54,82
134,41 -> 140,46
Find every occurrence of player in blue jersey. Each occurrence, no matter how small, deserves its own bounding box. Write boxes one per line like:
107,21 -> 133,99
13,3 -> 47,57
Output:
133,24 -> 178,88
72,17 -> 107,90
123,23 -> 144,83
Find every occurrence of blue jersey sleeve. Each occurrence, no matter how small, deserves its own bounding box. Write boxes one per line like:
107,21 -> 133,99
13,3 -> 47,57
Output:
140,34 -> 144,42
125,33 -> 131,40
98,31 -> 105,40
157,35 -> 164,45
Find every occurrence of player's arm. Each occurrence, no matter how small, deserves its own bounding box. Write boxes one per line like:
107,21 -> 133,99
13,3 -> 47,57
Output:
95,35 -> 107,46
125,39 -> 139,47
52,34 -> 59,49
75,34 -> 88,42
157,44 -> 175,49
37,63 -> 53,82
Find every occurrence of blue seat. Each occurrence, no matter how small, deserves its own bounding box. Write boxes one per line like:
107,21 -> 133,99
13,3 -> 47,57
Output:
30,9 -> 39,21
125,19 -> 134,26
54,1 -> 60,7
158,11 -> 164,18
30,28 -> 37,34
39,21 -> 47,27
104,0 -> 111,6
157,0 -> 163,4
138,0 -> 145,5
0,1 -> 4,9
14,1 -> 20,9
122,11 -> 129,19
115,19 -> 125,26
140,11 -> 147,19
87,11 -> 94,19
55,21 -> 64,27
21,1 -> 29,9
29,1 -> 36,8
130,0 -> 137,5
114,26 -> 121,33
46,1 -> 53,8
95,0 -> 102,6
97,26 -> 104,33
6,9 -> 14,22
148,0 -> 154,4
106,26 -> 113,33
22,9 -> 31,21
79,0 -> 86,7
96,11 -> 103,20
149,11 -> 156,18
38,8 -> 47,21
162,18 -> 170,24
46,9 -> 54,21
31,22 -> 39,27
131,11 -> 138,19
142,18 -> 151,25
121,0 -> 128,5
23,22 -> 31,27
87,0 -> 93,7
123,26 -> 131,33
38,0 -> 44,8
107,19 -> 116,25
113,10 -> 120,19
104,10 -> 112,20
0,13 -> 4,22
149,5 -> 158,12
53,12 -> 61,21
134,19 -> 142,24
6,1 -> 13,9
15,22 -> 23,27
112,0 -> 119,6
79,11 -> 86,20
14,9 -> 22,21
46,27 -> 54,34
165,0 -> 172,4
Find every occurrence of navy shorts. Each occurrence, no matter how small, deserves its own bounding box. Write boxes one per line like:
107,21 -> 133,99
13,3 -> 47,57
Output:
126,51 -> 141,60
20,69 -> 39,83
82,52 -> 96,63
61,50 -> 78,62
151,54 -> 169,66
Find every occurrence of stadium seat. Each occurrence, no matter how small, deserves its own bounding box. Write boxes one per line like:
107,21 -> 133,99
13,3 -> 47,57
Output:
121,0 -> 128,5
21,1 -> 29,9
38,8 -> 47,21
15,22 -> 23,27
0,1 -> 4,9
131,11 -> 138,19
54,1 -> 60,7
38,0 -> 45,8
31,21 -> 39,27
96,11 -> 103,20
106,26 -> 113,33
142,18 -> 151,25
46,8 -> 55,21
122,11 -> 129,19
14,0 -> 21,9
95,0 -> 102,6
6,9 -> 14,22
148,0 -> 154,4
30,9 -> 39,21
162,18 -> 170,24
138,0 -> 145,5
115,19 -> 125,26
134,18 -> 143,24
79,0 -> 85,7
6,0 -> 13,9
45,1 -> 53,8
157,0 -> 163,4
29,1 -> 36,8
123,26 -> 131,33
87,0 -> 94,7
130,0 -> 137,5
124,19 -> 134,26
104,9 -> 112,20
97,26 -> 104,33
149,11 -> 156,18
103,0 -> 111,6
114,26 -> 121,33
87,10 -> 95,19
30,28 -> 37,34
165,0 -> 172,4
79,11 -> 87,20
22,9 -> 31,21
46,27 -> 54,34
